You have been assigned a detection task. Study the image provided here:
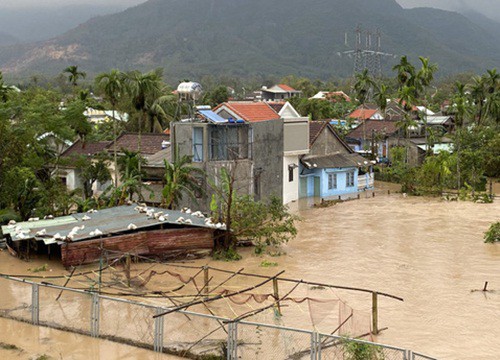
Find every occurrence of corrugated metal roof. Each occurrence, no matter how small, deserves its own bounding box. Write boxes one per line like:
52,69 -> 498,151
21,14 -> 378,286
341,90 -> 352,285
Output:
423,116 -> 452,125
4,205 -> 220,243
301,153 -> 366,169
2,216 -> 78,236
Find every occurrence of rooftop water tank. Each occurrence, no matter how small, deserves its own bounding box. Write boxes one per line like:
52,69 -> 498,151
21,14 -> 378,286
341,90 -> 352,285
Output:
177,82 -> 203,100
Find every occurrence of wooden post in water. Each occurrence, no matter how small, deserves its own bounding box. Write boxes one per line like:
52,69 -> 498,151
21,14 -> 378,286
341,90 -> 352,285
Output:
204,266 -> 210,297
372,292 -> 378,335
273,278 -> 282,316
483,281 -> 488,291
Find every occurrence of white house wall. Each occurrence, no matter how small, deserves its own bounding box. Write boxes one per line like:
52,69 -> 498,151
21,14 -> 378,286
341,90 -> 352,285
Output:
283,155 -> 300,204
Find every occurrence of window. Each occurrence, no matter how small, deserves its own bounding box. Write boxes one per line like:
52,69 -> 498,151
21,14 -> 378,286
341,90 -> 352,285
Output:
193,127 -> 204,162
289,167 -> 294,182
346,171 -> 355,187
328,173 -> 337,190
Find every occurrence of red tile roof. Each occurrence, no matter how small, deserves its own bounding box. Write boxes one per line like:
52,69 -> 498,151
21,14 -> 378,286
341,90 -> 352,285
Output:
278,84 -> 297,92
348,108 -> 379,120
214,102 -> 280,122
62,140 -> 112,157
347,120 -> 398,139
108,133 -> 170,155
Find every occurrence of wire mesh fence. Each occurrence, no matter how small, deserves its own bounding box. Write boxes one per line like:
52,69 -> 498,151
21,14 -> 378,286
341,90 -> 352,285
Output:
319,334 -> 407,360
0,275 -> 437,360
411,352 -> 437,360
237,320 -> 314,360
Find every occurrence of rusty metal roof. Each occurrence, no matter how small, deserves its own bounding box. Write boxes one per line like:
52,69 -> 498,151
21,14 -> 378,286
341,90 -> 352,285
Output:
3,205 -> 220,245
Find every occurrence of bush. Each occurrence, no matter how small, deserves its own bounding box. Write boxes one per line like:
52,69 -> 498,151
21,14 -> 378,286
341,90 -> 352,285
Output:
484,222 -> 500,243
342,339 -> 385,360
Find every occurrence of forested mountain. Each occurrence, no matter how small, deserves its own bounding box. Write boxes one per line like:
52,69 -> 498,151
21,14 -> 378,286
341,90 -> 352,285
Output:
0,4 -> 127,42
0,32 -> 19,47
0,0 -> 499,81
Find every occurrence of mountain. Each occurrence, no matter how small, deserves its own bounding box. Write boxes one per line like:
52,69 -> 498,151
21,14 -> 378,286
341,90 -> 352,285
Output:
0,0 -> 499,81
0,31 -> 19,47
0,4 -> 130,43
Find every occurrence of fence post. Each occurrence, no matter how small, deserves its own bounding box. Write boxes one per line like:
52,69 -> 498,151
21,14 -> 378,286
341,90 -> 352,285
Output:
31,283 -> 39,325
204,266 -> 210,298
154,307 -> 164,352
227,322 -> 238,359
407,350 -> 412,360
311,332 -> 320,360
90,292 -> 100,337
273,278 -> 282,316
372,292 -> 378,335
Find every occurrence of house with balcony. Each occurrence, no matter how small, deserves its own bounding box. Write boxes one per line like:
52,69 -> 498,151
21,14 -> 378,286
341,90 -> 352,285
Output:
213,101 -> 309,205
300,121 -> 372,200
260,84 -> 302,101
171,107 -> 283,211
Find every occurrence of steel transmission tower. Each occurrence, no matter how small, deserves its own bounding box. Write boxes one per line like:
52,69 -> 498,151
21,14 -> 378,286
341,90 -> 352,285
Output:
340,26 -> 395,77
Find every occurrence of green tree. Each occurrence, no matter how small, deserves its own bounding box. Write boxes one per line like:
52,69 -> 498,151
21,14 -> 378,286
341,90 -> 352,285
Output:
162,154 -> 204,209
63,65 -> 86,87
393,55 -> 416,89
75,155 -> 112,199
353,69 -> 374,105
95,69 -> 126,187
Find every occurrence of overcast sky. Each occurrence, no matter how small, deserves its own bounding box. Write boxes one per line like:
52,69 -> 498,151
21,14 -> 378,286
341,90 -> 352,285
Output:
397,0 -> 500,17
0,0 -> 145,8
1,0 -> 498,20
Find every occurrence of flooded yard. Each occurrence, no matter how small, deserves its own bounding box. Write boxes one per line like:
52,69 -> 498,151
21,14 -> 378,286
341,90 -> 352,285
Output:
0,188 -> 499,359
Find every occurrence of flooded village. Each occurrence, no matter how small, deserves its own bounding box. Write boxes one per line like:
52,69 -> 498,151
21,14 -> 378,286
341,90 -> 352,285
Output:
1,1 -> 500,360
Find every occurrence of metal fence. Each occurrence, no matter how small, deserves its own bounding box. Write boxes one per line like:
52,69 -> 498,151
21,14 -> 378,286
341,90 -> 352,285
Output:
0,276 -> 437,359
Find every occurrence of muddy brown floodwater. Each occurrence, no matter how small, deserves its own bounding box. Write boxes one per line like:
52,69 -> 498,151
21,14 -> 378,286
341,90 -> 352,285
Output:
0,185 -> 499,359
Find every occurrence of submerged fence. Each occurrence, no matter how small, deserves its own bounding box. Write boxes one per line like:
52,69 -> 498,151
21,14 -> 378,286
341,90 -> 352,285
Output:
0,275 -> 436,359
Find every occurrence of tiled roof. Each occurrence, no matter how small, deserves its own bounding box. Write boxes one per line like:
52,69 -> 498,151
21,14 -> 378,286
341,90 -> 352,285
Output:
348,108 -> 379,120
309,121 -> 329,146
62,140 -> 112,157
214,102 -> 280,122
347,120 -> 399,139
268,101 -> 286,113
108,133 -> 170,155
278,84 -> 298,92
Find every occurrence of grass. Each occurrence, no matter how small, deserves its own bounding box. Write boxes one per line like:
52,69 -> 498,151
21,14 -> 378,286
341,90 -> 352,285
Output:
259,260 -> 278,267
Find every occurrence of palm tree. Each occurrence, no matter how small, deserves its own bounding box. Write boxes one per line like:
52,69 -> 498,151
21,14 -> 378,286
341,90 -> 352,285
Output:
416,57 -> 438,153
353,69 -> 375,106
397,85 -> 418,163
392,56 -> 416,89
162,154 -> 204,210
116,150 -> 147,201
123,69 -> 164,174
484,69 -> 499,95
374,83 -> 389,118
63,65 -> 86,87
146,94 -> 176,133
95,69 -> 125,187
469,76 -> 487,125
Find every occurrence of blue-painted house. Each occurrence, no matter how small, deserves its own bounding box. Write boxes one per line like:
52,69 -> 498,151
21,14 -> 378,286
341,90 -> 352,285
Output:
299,121 -> 373,199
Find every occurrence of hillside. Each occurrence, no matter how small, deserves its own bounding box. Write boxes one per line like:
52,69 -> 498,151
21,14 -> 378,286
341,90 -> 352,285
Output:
0,32 -> 19,47
0,0 -> 499,80
0,4 -> 129,43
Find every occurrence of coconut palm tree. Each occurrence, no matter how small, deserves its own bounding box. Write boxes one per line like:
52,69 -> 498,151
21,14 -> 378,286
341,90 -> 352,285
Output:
63,65 -> 86,87
95,69 -> 125,187
162,154 -> 204,210
374,83 -> 389,118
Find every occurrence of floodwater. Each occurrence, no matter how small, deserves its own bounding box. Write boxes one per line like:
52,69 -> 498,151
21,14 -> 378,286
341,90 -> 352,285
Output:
0,183 -> 499,359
